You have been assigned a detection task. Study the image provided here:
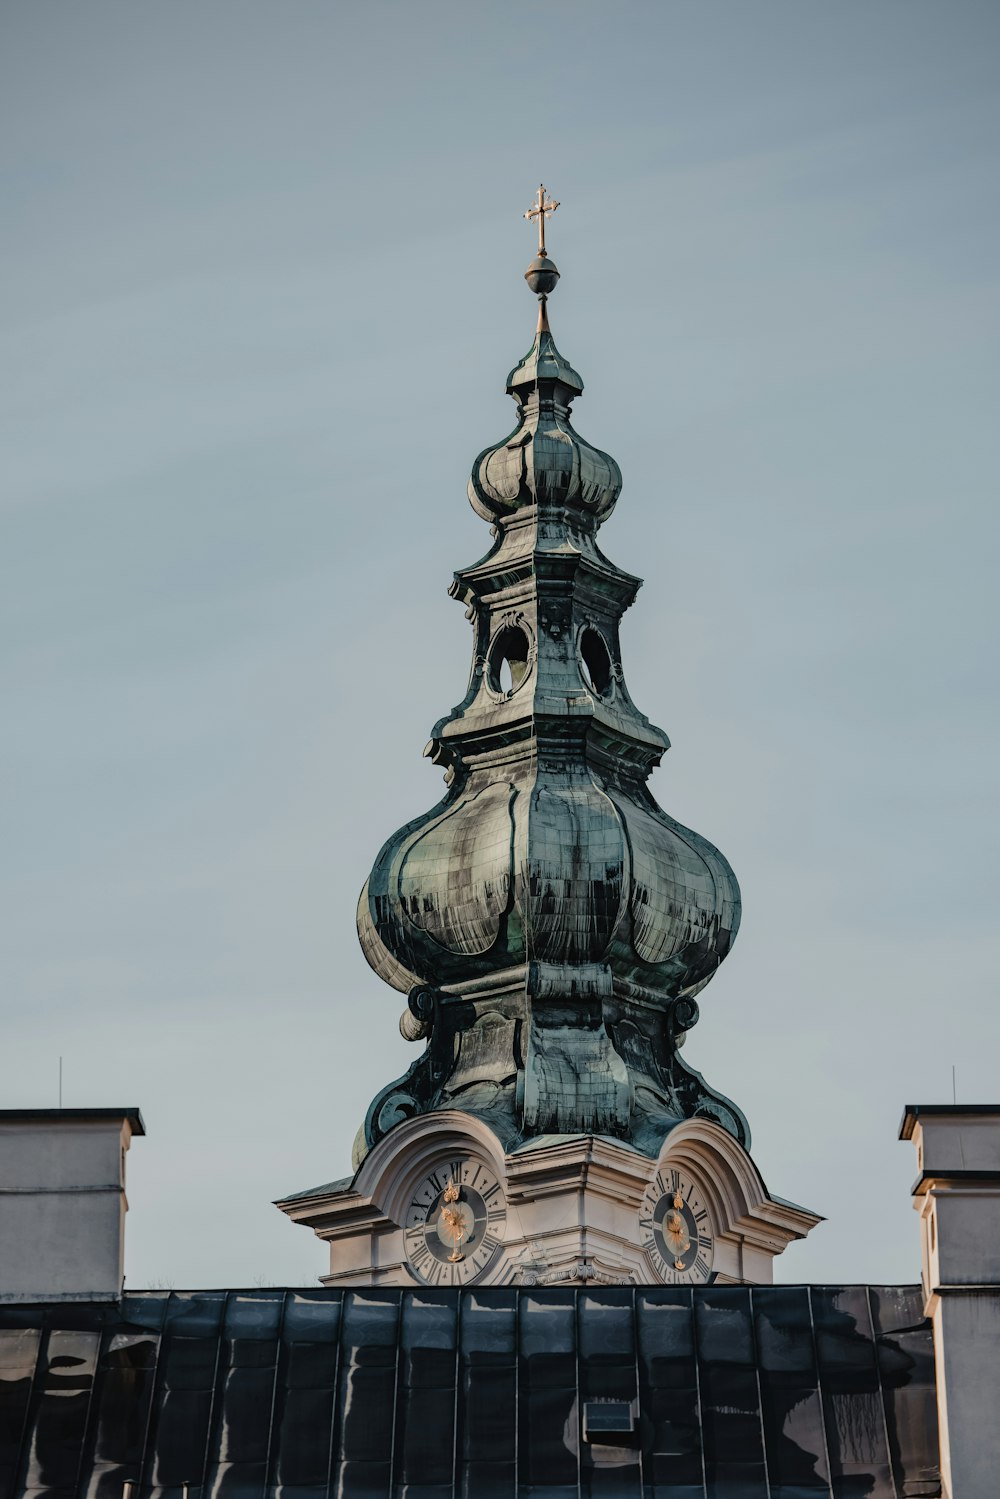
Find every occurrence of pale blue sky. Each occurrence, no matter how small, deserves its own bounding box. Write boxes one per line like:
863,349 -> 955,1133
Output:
2,1 -> 998,1286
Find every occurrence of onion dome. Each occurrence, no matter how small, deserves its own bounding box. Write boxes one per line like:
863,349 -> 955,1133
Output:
359,785 -> 739,1004
353,190 -> 746,1165
468,264 -> 622,525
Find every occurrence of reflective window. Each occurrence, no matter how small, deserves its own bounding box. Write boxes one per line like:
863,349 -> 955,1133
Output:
0,1284 -> 939,1498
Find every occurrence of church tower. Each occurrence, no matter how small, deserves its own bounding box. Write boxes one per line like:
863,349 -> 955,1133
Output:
278,190 -> 820,1286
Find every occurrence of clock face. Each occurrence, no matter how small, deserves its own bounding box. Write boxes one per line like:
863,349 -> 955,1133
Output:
640,1167 -> 715,1284
402,1159 -> 506,1286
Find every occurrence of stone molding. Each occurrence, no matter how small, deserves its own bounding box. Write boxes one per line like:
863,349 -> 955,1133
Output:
277,1111 -> 820,1289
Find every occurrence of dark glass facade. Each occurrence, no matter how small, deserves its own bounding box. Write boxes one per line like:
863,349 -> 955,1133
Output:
0,1286 -> 939,1498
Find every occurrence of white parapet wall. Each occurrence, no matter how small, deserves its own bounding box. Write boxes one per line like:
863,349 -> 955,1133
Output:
0,1108 -> 144,1303
901,1103 -> 1000,1499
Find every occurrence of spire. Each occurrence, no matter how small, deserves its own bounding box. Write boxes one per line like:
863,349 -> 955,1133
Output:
523,183 -> 561,332
354,192 -> 745,1170
468,187 -> 618,525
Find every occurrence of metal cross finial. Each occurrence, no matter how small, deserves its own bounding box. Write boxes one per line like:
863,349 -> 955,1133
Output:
524,183 -> 559,256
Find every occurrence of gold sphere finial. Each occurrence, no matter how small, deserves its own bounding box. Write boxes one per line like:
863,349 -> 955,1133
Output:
523,185 -> 561,328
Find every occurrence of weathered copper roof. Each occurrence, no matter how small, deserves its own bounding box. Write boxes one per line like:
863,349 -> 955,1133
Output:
353,231 -> 745,1169
0,1284 -> 940,1497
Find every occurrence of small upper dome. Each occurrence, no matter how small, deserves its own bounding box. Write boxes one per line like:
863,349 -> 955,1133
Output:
468,325 -> 622,526
468,229 -> 623,527
506,327 -> 583,396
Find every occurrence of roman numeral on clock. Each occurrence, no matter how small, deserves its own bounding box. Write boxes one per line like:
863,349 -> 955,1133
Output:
408,1241 -> 431,1270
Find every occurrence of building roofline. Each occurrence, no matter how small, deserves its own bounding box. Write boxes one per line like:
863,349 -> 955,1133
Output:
0,1108 -> 145,1135
899,1103 -> 1000,1140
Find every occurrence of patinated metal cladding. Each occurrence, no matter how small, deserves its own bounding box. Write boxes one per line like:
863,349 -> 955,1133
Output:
356,274 -> 744,1165
0,1286 -> 941,1498
468,331 -> 621,523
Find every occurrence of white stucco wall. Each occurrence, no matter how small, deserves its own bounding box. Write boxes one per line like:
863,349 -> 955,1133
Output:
933,1294 -> 1000,1499
903,1105 -> 1000,1499
0,1110 -> 142,1302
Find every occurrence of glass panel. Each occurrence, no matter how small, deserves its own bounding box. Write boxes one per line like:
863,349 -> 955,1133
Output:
459,1289 -> 516,1360
868,1286 -> 940,1497
273,1293 -> 342,1491
204,1367 -> 276,1474
578,1289 -> 634,1359
83,1331 -> 160,1499
224,1292 -> 284,1355
332,1462 -> 391,1499
198,1293 -> 284,1499
458,1290 -> 516,1498
273,1384 -> 335,1490
121,1293 -> 170,1333
162,1292 -> 228,1339
811,1287 -> 893,1499
0,1337 -> 40,1499
147,1294 -> 226,1490
395,1291 -> 458,1489
578,1290 -> 640,1498
695,1288 -> 767,1498
519,1489 -> 579,1499
330,1291 -> 400,1499
460,1460 -> 516,1499
753,1288 -> 830,1493
645,1488 -> 704,1499
0,1329 -> 41,1499
518,1291 -> 579,1493
636,1287 -> 702,1490
22,1331 -> 100,1499
282,1290 -> 342,1345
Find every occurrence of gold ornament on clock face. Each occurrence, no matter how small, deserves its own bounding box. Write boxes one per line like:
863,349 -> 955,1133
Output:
640,1167 -> 714,1284
403,1159 -> 506,1286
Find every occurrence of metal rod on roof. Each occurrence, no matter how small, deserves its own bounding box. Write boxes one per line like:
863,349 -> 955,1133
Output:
58,1056 -> 62,1109
952,1065 -> 957,1104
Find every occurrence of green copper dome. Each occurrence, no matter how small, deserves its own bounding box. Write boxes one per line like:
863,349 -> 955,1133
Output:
354,215 -> 745,1168
468,323 -> 621,524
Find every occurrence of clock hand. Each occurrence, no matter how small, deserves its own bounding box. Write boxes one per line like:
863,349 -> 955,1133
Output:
441,1205 -> 467,1262
664,1208 -> 691,1255
439,1180 -> 468,1262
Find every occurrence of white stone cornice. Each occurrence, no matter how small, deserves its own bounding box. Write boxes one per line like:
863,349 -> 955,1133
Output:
505,1133 -> 650,1208
276,1114 -> 821,1289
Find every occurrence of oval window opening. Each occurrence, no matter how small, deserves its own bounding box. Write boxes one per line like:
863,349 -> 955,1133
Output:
488,625 -> 531,696
581,628 -> 613,697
